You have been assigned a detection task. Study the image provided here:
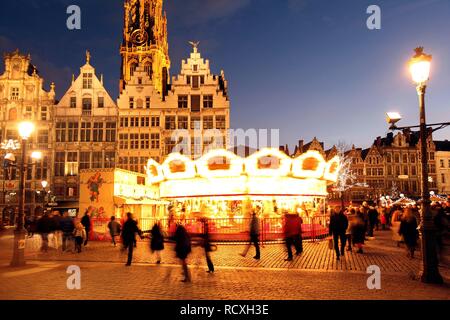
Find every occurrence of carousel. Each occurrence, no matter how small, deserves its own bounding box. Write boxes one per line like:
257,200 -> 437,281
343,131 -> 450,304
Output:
144,148 -> 340,240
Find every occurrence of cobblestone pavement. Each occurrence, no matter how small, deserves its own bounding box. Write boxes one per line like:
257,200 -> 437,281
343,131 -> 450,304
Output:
0,228 -> 449,300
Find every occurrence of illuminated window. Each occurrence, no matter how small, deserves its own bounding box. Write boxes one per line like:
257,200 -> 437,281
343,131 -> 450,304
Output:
82,73 -> 92,89
151,133 -> 160,149
203,95 -> 213,108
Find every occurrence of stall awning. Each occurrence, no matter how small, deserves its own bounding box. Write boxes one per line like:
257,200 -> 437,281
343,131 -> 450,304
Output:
113,196 -> 170,206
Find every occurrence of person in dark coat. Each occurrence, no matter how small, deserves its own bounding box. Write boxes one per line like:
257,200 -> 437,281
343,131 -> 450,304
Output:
81,211 -> 91,246
121,212 -> 143,266
107,216 -> 122,247
59,211 -> 75,252
352,215 -> 366,253
367,206 -> 378,237
150,222 -> 164,264
36,213 -> 53,252
201,219 -> 215,273
283,212 -> 303,261
329,208 -> 349,260
399,208 -> 419,259
174,224 -> 192,282
240,212 -> 260,260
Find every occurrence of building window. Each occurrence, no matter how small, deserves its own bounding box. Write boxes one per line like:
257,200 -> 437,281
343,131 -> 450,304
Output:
410,154 -> 416,163
178,116 -> 188,130
151,116 -> 160,127
130,116 -> 139,127
56,122 -> 66,142
203,95 -> 213,108
82,98 -> 92,114
130,157 -> 139,172
120,117 -> 129,127
140,134 -> 149,149
429,152 -> 435,160
67,122 -> 79,142
178,95 -> 188,109
440,159 -> 444,168
66,186 -> 78,198
66,152 -> 79,176
80,122 -> 91,142
93,123 -> 103,142
25,106 -> 32,119
394,154 -> 400,163
146,97 -> 150,109
144,64 -> 152,77
82,73 -> 93,89
55,152 -> 65,177
200,75 -> 205,85
104,152 -> 115,168
118,157 -> 128,170
37,130 -> 48,146
203,116 -> 213,130
138,78 -> 142,85
34,156 -> 48,180
193,65 -> 198,72
429,164 -> 436,174
402,154 -> 408,163
165,137 -> 176,155
11,87 -> 19,100
192,76 -> 199,89
141,117 -> 150,127
41,106 -> 48,120
403,166 -> 408,175
186,76 -> 191,85
386,153 -> 392,163
79,152 -> 90,170
129,97 -> 134,109
387,165 -> 392,175
119,134 -> 129,149
191,116 -> 201,130
191,95 -> 200,112
165,116 -> 176,130
70,96 -> 76,108
130,133 -> 139,149
216,115 -> 226,130
92,152 -> 102,169
411,165 -> 417,176
98,96 -> 104,108
151,133 -> 160,149
105,122 -> 116,142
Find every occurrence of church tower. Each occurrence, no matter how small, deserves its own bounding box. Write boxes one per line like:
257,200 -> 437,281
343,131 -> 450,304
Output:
120,0 -> 170,95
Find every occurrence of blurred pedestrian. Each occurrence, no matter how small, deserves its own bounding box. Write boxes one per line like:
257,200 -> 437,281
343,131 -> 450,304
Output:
352,214 -> 366,254
121,212 -> 143,266
368,205 -> 378,238
329,208 -> 348,260
36,212 -> 53,252
240,211 -> 260,260
60,211 -> 75,252
50,211 -> 62,250
174,224 -> 192,282
107,216 -> 122,247
150,222 -> 164,264
346,208 -> 357,251
73,222 -> 86,253
433,204 -> 448,263
201,219 -> 215,273
283,212 -> 303,261
399,207 -> 419,259
81,210 -> 91,246
391,205 -> 403,247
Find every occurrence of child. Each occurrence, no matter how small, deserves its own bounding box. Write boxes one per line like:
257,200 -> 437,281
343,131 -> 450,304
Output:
73,222 -> 86,253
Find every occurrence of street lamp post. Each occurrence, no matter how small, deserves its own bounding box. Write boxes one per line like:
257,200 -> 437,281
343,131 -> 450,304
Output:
408,47 -> 443,284
10,121 -> 35,267
41,180 -> 48,214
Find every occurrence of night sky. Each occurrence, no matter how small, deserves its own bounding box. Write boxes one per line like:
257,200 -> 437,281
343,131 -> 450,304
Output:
1,0 -> 449,149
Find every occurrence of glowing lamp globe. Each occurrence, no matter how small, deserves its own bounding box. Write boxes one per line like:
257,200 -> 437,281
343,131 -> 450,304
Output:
409,47 -> 432,85
18,121 -> 35,140
41,180 -> 48,189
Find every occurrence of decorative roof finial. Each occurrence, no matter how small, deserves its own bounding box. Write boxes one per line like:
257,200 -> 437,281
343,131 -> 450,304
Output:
86,50 -> 91,64
188,41 -> 200,53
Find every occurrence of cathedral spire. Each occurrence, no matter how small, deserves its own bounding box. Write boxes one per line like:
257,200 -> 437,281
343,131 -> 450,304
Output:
120,0 -> 170,94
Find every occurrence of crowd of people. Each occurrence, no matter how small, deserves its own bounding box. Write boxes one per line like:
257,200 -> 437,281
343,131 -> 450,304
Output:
19,199 -> 449,282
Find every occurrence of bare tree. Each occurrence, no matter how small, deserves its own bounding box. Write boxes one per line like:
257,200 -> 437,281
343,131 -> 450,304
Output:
333,142 -> 358,208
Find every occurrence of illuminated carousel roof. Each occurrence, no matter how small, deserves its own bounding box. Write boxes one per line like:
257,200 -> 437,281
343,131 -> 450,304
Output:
145,148 -> 340,199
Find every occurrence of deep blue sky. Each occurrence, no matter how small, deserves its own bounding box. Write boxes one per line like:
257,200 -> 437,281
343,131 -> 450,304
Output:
1,0 -> 449,149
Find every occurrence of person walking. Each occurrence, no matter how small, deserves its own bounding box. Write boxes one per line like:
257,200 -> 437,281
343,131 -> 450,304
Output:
107,216 -> 122,247
391,205 -> 403,247
240,212 -> 261,260
201,219 -> 215,273
50,211 -> 62,250
81,210 -> 91,246
367,205 -> 378,238
73,222 -> 86,253
352,214 -> 366,254
329,208 -> 348,260
121,212 -> 143,266
399,207 -> 419,259
36,212 -> 53,252
345,208 -> 357,251
283,212 -> 303,261
174,224 -> 192,282
150,222 -> 164,264
433,204 -> 448,264
60,211 -> 75,252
